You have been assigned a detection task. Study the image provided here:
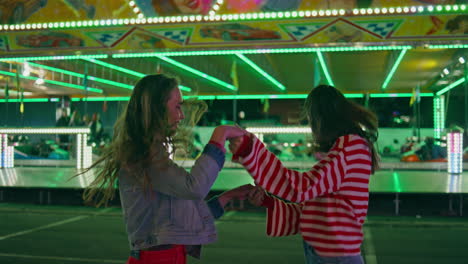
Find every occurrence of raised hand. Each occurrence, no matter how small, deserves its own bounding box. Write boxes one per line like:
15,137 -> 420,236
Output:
228,136 -> 244,154
209,125 -> 247,147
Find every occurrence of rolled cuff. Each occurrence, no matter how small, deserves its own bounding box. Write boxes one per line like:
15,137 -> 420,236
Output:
203,143 -> 226,169
206,196 -> 225,220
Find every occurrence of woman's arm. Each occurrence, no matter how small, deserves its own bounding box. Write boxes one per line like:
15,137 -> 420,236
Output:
249,186 -> 302,237
234,134 -> 370,203
149,126 -> 246,200
206,184 -> 255,219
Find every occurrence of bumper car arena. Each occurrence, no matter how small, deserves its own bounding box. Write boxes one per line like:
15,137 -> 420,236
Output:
0,1 -> 468,263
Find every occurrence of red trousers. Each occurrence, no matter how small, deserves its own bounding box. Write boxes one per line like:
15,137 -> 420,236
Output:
126,245 -> 186,264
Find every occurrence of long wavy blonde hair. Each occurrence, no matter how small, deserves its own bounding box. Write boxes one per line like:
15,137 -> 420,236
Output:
79,74 -> 206,207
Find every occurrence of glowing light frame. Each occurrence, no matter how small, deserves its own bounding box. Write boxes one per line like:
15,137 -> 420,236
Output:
0,4 -> 465,32
0,128 -> 92,169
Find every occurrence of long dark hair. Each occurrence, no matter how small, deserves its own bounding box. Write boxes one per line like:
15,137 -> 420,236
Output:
304,85 -> 379,173
80,74 -> 180,207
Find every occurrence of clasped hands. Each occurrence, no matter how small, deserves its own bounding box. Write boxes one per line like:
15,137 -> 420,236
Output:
218,184 -> 266,208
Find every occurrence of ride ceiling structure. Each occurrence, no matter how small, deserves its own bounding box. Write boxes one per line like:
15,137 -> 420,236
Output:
0,0 -> 466,104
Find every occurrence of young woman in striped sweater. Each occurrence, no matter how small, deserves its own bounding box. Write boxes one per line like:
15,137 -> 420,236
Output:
230,84 -> 379,264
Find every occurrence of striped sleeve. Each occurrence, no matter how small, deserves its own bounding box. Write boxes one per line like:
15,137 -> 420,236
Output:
239,135 -> 348,203
266,196 -> 302,237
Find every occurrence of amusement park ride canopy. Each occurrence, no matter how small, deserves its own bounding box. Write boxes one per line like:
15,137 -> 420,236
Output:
0,0 -> 466,102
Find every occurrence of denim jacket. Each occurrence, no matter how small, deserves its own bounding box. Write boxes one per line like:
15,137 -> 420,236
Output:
118,144 -> 225,259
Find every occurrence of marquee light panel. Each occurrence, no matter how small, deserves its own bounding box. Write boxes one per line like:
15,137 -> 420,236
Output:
0,55 -> 108,62
0,5 -> 465,31
447,132 -> 463,174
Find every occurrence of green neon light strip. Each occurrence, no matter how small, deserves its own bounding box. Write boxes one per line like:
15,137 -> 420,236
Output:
428,44 -> 468,49
0,55 -> 108,62
0,70 -> 102,93
71,97 -> 131,102
82,58 -> 146,78
4,92 -> 436,102
83,59 -> 191,92
28,62 -> 133,90
113,46 -> 413,58
0,98 -> 49,103
154,55 -> 236,92
184,93 -> 364,100
382,48 -> 408,90
0,5 -> 465,31
179,85 -> 192,92
316,51 -> 334,86
235,53 -> 285,91
370,93 -> 433,98
392,172 -> 402,193
436,77 -> 466,96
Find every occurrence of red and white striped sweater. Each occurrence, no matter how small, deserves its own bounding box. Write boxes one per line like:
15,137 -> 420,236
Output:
238,134 -> 372,257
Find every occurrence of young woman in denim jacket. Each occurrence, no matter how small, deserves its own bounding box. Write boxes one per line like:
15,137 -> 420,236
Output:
81,74 -> 251,264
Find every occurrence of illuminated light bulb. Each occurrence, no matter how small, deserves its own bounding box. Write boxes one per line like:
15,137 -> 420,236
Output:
35,78 -> 45,85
